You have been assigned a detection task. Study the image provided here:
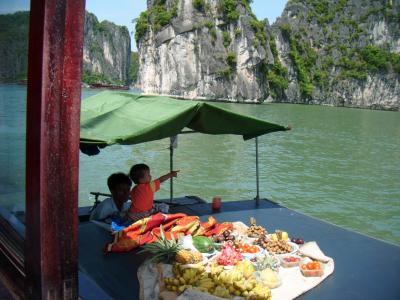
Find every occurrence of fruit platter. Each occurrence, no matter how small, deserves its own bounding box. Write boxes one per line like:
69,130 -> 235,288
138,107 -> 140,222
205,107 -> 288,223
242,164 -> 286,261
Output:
139,218 -> 334,300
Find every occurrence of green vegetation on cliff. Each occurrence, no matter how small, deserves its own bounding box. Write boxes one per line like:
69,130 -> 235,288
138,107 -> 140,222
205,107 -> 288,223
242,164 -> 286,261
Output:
1,11 -> 130,85
129,52 -> 139,83
135,0 -> 178,43
0,11 -> 29,82
272,0 -> 400,101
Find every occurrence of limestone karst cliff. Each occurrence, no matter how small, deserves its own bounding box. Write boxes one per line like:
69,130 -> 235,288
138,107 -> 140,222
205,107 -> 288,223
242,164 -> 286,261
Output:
83,12 -> 131,84
136,0 -> 276,101
0,11 -> 131,85
136,0 -> 400,110
273,0 -> 400,110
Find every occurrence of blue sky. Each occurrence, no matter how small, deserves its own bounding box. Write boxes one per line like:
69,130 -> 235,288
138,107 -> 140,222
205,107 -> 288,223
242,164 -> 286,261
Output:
0,0 -> 288,51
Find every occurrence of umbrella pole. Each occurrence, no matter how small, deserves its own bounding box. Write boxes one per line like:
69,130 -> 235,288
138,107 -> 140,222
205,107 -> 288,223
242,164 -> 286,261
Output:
255,137 -> 260,206
170,142 -> 173,203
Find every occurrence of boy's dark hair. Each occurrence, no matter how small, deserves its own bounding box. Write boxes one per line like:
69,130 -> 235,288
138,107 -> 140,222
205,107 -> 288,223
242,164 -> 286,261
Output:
107,173 -> 132,191
129,163 -> 150,184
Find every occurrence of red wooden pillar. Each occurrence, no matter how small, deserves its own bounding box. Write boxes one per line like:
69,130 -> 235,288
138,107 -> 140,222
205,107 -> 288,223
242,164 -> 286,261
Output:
25,0 -> 86,298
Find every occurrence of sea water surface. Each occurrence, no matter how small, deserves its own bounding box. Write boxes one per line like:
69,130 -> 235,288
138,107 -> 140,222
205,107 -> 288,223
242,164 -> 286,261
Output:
1,84 -> 399,245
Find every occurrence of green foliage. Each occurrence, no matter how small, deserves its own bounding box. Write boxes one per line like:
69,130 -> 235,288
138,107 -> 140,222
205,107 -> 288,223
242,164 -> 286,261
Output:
193,0 -> 205,11
303,0 -> 348,25
240,0 -> 253,11
360,45 -> 389,72
0,11 -> 29,81
337,56 -> 368,80
135,2 -> 177,43
390,53 -> 400,74
225,51 -> 237,68
129,52 -> 139,83
220,0 -> 240,23
217,67 -> 233,79
204,20 -> 214,29
234,28 -> 242,37
150,5 -> 174,32
89,42 -> 103,54
82,70 -> 112,84
250,18 -> 267,47
210,28 -> 217,41
222,31 -> 232,48
269,35 -> 278,59
171,1 -> 178,17
279,24 -> 291,40
266,62 -> 289,98
322,57 -> 334,69
286,31 -> 314,98
313,69 -> 329,88
135,11 -> 149,43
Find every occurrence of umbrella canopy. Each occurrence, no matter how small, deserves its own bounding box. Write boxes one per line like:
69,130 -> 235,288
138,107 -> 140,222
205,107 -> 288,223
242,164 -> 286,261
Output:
80,91 -> 289,153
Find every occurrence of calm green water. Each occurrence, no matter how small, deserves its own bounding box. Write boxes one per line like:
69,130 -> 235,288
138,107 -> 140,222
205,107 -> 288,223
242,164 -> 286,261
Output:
1,84 -> 399,245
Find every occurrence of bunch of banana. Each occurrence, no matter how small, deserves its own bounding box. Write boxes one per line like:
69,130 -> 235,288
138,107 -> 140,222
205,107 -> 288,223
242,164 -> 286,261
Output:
164,267 -> 201,291
233,278 -> 257,292
195,276 -> 215,292
217,269 -> 243,285
209,262 -> 224,279
213,285 -> 231,299
234,260 -> 255,278
243,283 -> 271,300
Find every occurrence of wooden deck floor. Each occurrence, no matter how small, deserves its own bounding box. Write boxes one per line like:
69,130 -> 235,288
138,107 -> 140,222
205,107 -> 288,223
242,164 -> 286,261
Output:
78,198 -> 400,300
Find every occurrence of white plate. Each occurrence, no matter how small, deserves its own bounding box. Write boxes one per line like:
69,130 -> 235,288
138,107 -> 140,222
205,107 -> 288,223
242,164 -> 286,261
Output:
241,245 -> 264,260
266,242 -> 299,256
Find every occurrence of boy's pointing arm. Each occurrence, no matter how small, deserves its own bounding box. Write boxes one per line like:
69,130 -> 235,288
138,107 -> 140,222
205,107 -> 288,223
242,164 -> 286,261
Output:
158,170 -> 180,183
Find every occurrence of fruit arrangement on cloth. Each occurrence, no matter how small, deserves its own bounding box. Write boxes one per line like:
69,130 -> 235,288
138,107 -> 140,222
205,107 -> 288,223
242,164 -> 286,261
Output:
246,217 -> 267,238
140,222 -> 326,300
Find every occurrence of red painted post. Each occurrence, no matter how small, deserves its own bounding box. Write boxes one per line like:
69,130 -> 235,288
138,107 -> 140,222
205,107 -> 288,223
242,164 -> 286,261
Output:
25,0 -> 85,298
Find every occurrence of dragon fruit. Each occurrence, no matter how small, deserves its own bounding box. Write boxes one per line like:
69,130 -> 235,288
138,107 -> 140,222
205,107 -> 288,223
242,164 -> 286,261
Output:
217,242 -> 243,266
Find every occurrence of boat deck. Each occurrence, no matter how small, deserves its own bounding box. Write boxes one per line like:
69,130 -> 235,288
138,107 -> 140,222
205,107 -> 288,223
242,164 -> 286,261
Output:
78,198 -> 400,300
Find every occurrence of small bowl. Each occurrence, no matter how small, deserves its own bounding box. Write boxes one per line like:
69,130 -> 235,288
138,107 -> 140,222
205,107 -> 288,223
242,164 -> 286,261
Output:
299,259 -> 324,277
241,245 -> 264,260
279,254 -> 303,268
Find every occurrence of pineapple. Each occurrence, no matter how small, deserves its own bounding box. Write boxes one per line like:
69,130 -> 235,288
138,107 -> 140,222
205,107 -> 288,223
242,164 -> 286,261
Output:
139,226 -> 181,264
176,249 -> 203,264
139,226 -> 203,265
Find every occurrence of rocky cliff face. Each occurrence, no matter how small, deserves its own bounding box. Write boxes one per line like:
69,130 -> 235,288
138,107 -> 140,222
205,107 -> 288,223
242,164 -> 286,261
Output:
0,11 -> 131,84
272,0 -> 400,110
136,0 -> 399,110
83,12 -> 131,84
0,12 -> 29,82
136,0 -> 273,101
